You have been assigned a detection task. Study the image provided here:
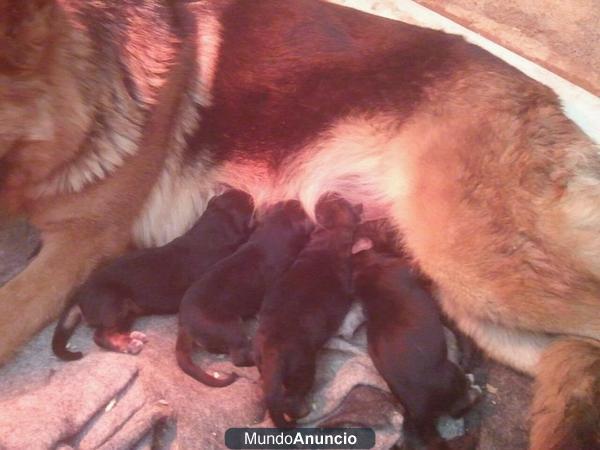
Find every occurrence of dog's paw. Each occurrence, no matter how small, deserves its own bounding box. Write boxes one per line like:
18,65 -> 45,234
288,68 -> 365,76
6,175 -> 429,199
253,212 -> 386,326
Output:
126,338 -> 145,355
129,331 -> 148,343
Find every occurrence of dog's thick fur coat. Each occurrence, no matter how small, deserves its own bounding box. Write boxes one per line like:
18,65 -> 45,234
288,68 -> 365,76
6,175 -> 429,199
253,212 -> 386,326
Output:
0,1 -> 598,448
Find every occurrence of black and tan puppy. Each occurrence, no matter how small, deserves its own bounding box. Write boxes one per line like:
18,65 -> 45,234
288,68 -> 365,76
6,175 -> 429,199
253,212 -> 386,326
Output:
176,199 -> 314,387
254,195 -> 361,427
51,189 -> 254,360
353,248 -> 477,449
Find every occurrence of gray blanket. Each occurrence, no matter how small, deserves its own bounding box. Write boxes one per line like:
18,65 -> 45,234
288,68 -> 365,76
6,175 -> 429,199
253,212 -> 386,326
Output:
0,308 -> 409,450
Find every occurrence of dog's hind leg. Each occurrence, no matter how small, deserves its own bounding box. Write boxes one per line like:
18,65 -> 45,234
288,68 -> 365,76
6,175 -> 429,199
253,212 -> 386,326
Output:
229,319 -> 254,367
0,226 -> 128,365
530,337 -> 600,450
92,310 -> 147,354
231,345 -> 254,367
175,328 -> 239,387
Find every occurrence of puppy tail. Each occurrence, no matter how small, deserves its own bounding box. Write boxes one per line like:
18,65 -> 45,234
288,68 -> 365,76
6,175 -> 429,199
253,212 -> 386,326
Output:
175,329 -> 238,388
52,302 -> 84,361
530,337 -> 600,450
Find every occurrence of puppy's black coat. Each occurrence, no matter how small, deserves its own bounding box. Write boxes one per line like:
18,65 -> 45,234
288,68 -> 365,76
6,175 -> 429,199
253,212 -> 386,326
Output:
52,189 -> 254,360
353,249 -> 475,449
176,199 -> 313,387
254,195 -> 361,427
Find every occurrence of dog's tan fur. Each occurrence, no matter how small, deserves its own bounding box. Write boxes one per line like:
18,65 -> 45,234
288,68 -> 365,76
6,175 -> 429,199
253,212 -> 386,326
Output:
0,1 -> 599,449
0,0 -> 198,360
531,338 -> 600,450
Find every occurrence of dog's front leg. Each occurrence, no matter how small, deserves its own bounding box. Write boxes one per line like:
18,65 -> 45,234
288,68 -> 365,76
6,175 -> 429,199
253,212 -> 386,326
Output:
0,225 -> 128,365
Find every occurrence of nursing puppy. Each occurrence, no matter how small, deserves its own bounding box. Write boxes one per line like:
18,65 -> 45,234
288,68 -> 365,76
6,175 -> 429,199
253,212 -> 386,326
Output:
254,195 -> 361,427
176,199 -> 313,387
51,189 -> 254,360
353,248 -> 477,449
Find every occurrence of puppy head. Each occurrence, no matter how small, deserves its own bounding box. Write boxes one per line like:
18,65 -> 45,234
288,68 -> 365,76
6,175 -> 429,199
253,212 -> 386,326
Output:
315,193 -> 362,230
257,340 -> 315,427
352,248 -> 379,270
205,188 -> 255,234
263,199 -> 314,236
351,248 -> 388,288
352,249 -> 413,299
281,351 -> 316,417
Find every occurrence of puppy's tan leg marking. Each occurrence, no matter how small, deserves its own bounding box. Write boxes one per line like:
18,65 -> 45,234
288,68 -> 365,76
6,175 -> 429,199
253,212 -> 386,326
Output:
130,331 -> 148,343
94,327 -> 146,354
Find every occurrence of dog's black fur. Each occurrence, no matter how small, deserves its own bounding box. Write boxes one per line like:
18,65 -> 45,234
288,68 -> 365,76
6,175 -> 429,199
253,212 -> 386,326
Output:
254,195 -> 361,427
51,189 -> 254,360
176,199 -> 314,387
353,249 -> 476,449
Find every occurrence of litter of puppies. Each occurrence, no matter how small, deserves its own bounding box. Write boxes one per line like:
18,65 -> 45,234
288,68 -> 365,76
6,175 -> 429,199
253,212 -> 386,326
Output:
51,189 -> 479,446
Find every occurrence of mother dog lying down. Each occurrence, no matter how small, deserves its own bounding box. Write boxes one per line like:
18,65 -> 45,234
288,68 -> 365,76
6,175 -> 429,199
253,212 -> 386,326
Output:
0,0 -> 598,448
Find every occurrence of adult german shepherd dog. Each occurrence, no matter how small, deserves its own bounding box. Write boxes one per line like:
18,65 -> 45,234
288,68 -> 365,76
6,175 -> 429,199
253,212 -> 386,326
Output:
0,1 -> 598,448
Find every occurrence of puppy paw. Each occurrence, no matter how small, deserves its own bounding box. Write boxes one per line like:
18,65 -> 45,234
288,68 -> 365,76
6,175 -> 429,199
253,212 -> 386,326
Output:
468,384 -> 483,403
129,331 -> 149,343
127,338 -> 145,355
448,374 -> 483,417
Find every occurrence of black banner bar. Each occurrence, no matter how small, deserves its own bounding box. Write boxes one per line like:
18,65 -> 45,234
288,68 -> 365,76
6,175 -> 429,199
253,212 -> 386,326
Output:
224,428 -> 376,449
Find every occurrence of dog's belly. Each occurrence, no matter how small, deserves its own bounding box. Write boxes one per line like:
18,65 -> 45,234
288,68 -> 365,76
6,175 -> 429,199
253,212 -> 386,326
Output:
215,114 -> 414,220
132,113 -> 413,247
